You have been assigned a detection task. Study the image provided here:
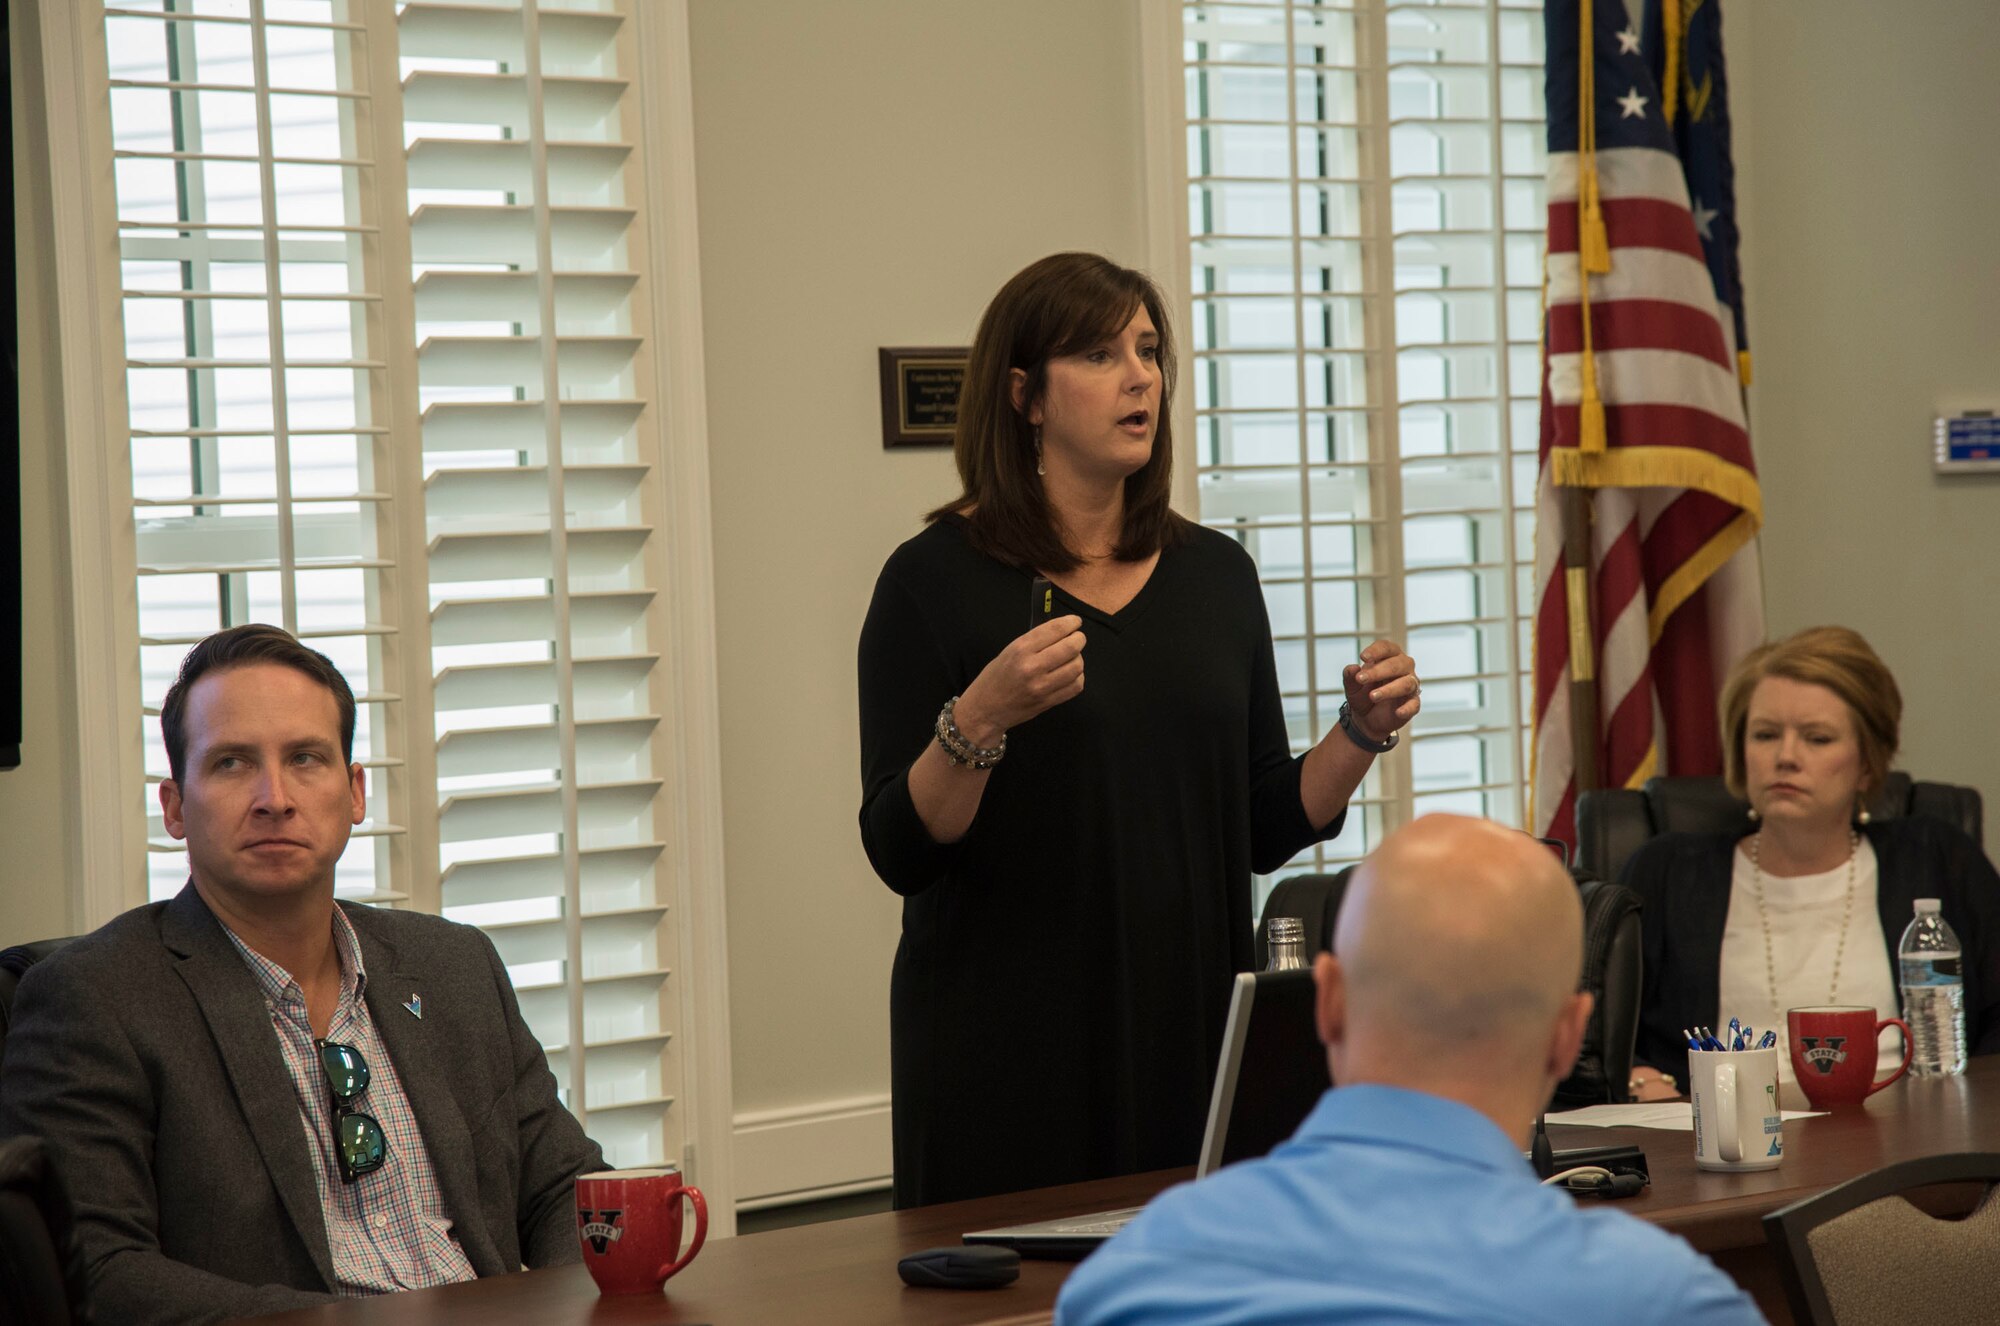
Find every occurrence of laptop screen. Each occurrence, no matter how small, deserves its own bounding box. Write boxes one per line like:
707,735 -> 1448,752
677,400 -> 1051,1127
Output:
1196,968 -> 1330,1176
962,967 -> 1331,1257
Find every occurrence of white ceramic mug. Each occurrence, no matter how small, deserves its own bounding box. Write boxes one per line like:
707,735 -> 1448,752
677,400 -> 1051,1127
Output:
1688,1046 -> 1783,1172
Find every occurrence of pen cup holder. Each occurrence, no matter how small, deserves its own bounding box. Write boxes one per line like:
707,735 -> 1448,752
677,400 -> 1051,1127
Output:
1687,1047 -> 1783,1172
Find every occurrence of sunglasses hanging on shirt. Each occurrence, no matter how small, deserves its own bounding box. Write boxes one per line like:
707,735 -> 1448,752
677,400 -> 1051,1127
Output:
316,1038 -> 389,1184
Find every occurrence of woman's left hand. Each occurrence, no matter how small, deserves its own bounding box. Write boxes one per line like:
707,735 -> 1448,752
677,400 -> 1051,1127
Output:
1342,640 -> 1420,744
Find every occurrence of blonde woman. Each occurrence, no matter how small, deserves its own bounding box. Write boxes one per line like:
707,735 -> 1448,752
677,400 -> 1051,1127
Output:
1623,627 -> 2000,1099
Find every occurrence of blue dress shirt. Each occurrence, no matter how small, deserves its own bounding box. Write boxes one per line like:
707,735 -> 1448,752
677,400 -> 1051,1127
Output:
1055,1084 -> 1765,1326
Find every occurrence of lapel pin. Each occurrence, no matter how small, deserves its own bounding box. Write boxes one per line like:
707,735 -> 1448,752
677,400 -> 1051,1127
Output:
404,993 -> 423,1020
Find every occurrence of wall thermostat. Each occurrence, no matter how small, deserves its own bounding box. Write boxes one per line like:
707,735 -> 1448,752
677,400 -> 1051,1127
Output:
1935,412 -> 2000,474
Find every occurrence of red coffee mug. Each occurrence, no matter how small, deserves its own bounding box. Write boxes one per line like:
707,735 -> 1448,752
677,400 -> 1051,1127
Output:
1787,1005 -> 1913,1108
574,1167 -> 708,1295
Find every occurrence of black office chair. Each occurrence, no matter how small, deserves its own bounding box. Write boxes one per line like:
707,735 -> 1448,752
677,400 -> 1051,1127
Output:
1257,866 -> 1643,1105
0,1137 -> 87,1326
1256,868 -> 1355,969
1576,771 -> 1985,885
0,940 -> 77,1069
1763,1152 -> 2000,1326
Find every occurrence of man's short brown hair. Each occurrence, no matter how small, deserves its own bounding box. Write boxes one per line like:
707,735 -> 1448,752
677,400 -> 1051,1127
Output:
160,625 -> 356,785
1719,626 -> 1901,799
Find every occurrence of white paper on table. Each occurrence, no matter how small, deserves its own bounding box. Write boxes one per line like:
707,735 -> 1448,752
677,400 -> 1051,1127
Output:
1545,1103 -> 1825,1130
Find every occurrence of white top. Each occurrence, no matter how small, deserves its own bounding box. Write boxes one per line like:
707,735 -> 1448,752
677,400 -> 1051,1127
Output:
1718,838 -> 1899,1087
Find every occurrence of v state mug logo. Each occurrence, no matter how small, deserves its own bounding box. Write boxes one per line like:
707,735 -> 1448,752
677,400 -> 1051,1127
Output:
1798,1036 -> 1849,1075
578,1209 -> 625,1254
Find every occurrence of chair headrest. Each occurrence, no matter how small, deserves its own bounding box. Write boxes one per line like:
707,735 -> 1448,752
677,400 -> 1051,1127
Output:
0,938 -> 77,979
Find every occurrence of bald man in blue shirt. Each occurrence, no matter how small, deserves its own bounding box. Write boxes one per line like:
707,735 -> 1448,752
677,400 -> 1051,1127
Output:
1056,814 -> 1764,1326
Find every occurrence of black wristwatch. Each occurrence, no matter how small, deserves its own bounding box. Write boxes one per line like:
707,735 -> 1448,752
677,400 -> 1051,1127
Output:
1338,700 -> 1398,754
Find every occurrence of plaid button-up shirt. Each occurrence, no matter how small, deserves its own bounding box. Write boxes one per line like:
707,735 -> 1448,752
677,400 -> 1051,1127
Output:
220,908 -> 478,1296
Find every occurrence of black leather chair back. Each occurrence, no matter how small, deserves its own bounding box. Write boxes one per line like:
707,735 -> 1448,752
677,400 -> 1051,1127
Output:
0,1137 -> 86,1326
1258,866 -> 1642,1105
1256,869 -> 1355,968
1577,772 -> 1985,885
1557,874 -> 1642,1107
0,940 -> 77,1071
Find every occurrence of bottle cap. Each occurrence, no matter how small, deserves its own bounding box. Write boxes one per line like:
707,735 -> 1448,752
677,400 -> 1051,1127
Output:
1267,916 -> 1304,942
1915,898 -> 1942,914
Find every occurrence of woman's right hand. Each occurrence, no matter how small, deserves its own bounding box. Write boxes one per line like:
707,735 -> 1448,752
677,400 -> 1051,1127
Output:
952,615 -> 1087,745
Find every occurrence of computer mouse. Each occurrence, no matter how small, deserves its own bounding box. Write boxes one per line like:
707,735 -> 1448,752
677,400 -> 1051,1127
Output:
896,1244 -> 1021,1289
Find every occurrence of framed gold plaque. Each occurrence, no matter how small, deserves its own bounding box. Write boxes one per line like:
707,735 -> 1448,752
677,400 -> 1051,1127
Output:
879,347 -> 968,449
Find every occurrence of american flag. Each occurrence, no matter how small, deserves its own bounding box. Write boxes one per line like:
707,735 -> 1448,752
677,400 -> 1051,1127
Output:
1530,0 -> 1765,848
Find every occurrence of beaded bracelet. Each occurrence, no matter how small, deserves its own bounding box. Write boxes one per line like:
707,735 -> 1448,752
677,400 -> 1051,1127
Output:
934,695 -> 1006,770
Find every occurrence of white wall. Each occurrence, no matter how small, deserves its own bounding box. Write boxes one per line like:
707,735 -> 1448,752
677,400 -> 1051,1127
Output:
0,0 -> 84,946
683,0 -> 1151,1199
1730,0 -> 2000,845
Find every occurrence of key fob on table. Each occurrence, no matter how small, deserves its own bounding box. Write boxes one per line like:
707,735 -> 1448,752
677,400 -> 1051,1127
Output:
897,1244 -> 1021,1289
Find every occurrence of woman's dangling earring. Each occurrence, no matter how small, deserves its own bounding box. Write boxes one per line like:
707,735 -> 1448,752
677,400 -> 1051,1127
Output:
1747,804 -> 1761,823
1856,795 -> 1872,826
1034,425 -> 1045,477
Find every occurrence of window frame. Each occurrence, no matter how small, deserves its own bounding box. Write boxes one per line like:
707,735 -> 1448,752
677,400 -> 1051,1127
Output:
37,0 -> 738,1228
1145,0 -> 1545,891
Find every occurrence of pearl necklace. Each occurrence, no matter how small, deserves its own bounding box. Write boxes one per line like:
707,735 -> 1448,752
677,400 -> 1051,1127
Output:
1749,827 -> 1861,1014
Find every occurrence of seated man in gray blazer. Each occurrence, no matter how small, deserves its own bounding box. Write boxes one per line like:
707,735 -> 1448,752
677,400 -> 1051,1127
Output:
0,625 -> 605,1324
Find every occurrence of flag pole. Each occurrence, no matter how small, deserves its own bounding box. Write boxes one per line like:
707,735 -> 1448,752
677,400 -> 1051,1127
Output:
1564,0 -> 1603,796
1561,486 -> 1600,793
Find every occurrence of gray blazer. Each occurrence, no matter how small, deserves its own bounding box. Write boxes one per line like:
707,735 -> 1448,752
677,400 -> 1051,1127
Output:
0,885 -> 604,1325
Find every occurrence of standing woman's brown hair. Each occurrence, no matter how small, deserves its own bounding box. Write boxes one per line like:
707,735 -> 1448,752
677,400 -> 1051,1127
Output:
929,252 -> 1184,573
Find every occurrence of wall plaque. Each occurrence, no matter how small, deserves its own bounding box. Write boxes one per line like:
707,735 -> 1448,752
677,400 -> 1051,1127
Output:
879,347 -> 968,449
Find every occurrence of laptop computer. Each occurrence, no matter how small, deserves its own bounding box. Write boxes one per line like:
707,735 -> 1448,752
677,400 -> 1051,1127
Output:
962,967 -> 1328,1259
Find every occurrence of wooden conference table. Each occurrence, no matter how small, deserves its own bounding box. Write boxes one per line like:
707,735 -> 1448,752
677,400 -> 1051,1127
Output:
249,1056 -> 2000,1326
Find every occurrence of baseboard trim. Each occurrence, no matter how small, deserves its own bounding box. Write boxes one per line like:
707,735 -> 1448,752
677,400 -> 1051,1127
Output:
732,1094 -> 892,1207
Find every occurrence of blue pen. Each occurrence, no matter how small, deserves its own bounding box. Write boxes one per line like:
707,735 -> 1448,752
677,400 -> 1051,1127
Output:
1758,1029 -> 1777,1050
1705,1027 -> 1727,1052
1727,1017 -> 1742,1047
1685,1029 -> 1705,1051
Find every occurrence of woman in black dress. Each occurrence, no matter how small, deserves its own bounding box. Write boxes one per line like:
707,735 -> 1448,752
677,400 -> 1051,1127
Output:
858,253 -> 1421,1207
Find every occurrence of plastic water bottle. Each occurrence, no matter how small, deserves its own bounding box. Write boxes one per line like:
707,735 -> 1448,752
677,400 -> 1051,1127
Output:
1898,898 -> 1966,1077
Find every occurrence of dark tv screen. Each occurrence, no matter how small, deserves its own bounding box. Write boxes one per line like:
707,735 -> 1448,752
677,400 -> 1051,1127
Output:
1,0 -> 20,771
0,0 -> 17,772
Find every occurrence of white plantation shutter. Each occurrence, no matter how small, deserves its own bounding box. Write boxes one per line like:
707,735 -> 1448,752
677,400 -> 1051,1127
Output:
1179,0 -> 1545,900
399,0 -> 682,1167
80,0 -> 708,1180
104,0 -> 417,906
